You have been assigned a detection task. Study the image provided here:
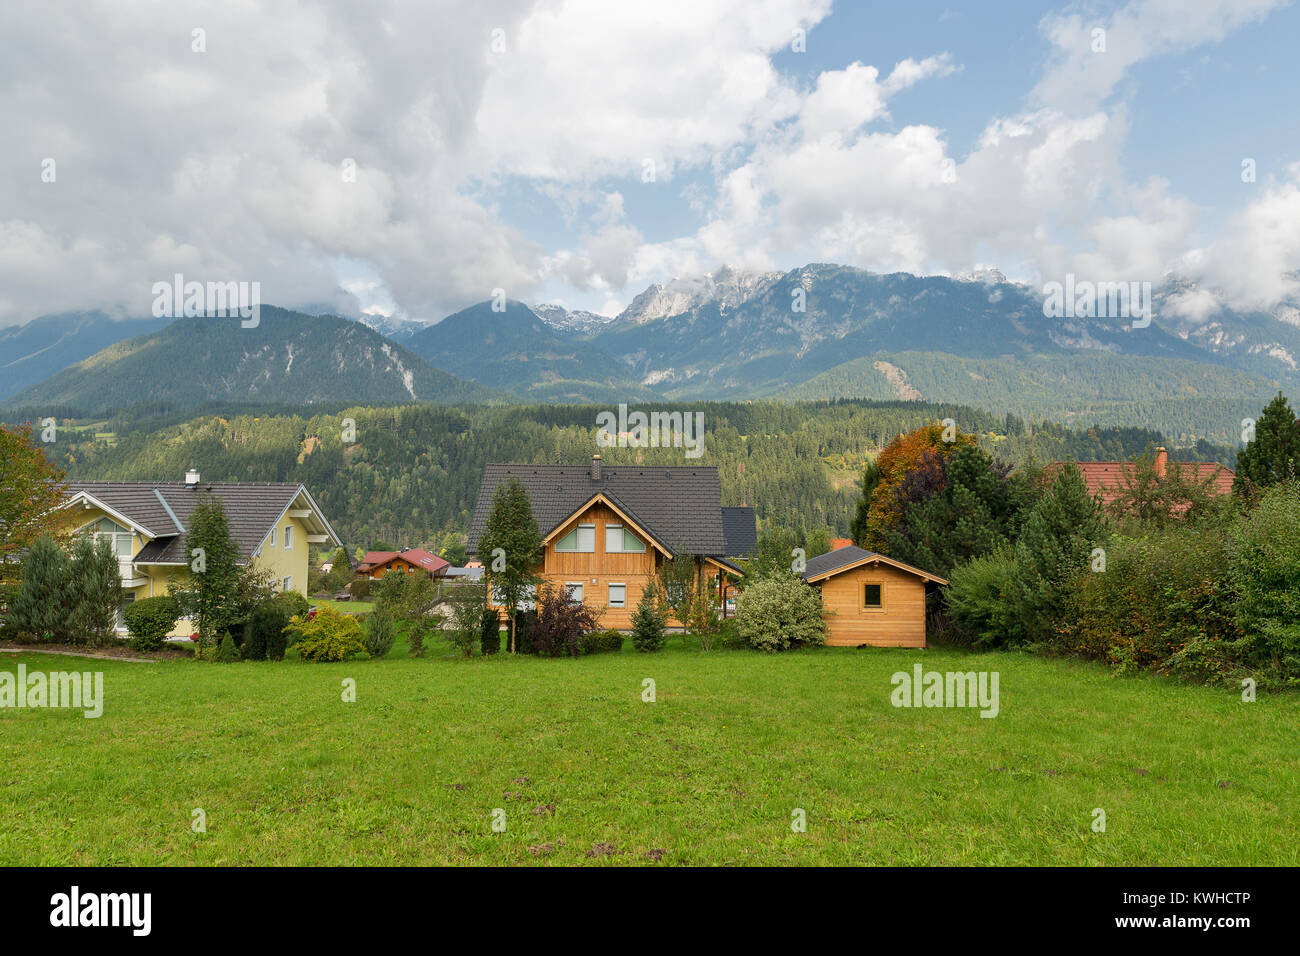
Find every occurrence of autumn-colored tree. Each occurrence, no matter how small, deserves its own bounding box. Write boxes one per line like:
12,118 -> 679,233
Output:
854,423 -> 975,551
0,424 -> 68,602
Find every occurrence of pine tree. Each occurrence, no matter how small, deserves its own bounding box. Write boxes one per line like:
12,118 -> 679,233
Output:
1235,392 -> 1300,495
1009,461 -> 1107,644
8,534 -> 71,643
477,478 -> 542,654
631,578 -> 668,652
69,534 -> 123,646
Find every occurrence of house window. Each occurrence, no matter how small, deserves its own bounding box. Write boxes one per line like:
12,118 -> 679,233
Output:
283,526 -> 294,550
565,583 -> 583,603
491,584 -> 536,609
555,523 -> 595,552
90,517 -> 134,559
115,592 -> 135,631
608,583 -> 626,608
605,523 -> 646,554
863,583 -> 883,609
283,576 -> 293,593
268,526 -> 277,548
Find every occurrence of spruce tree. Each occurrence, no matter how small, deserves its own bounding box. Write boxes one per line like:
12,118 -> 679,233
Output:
69,534 -> 123,646
1235,392 -> 1300,495
477,478 -> 542,654
8,534 -> 71,643
1009,461 -> 1107,645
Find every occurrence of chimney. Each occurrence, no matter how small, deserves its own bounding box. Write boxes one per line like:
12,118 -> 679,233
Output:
1154,447 -> 1167,478
185,467 -> 200,487
591,454 -> 602,481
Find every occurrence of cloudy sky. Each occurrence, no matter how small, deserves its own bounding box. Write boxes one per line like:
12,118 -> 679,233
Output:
1,0 -> 1298,327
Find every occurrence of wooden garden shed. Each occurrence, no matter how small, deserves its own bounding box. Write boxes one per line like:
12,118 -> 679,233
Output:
800,545 -> 947,648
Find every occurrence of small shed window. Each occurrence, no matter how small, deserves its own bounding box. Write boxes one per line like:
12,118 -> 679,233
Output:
863,583 -> 883,608
608,583 -> 626,608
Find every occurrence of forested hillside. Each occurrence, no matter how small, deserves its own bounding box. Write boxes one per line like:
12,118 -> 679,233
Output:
36,399 -> 1235,551
779,351 -> 1276,445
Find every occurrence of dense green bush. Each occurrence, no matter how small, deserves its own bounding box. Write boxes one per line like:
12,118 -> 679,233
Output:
123,595 -> 180,651
244,598 -> 295,662
734,574 -> 827,652
349,578 -> 371,601
1229,481 -> 1300,686
944,549 -> 1024,649
512,608 -> 537,655
1069,526 -> 1239,680
365,604 -> 397,659
216,633 -> 241,662
480,608 -> 502,655
286,605 -> 369,662
581,629 -> 625,654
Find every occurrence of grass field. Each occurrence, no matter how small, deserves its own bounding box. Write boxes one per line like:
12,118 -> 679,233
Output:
1,640 -> 1296,865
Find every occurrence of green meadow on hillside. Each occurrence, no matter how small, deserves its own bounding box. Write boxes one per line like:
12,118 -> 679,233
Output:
2,642 -> 1294,866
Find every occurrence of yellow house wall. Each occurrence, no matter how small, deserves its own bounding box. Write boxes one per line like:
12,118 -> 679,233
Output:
60,503 -> 313,638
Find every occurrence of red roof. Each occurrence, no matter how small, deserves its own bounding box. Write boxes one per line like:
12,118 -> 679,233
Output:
1047,450 -> 1234,507
357,549 -> 450,575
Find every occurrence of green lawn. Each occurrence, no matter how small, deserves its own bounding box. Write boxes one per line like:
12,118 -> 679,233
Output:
1,640 -> 1295,865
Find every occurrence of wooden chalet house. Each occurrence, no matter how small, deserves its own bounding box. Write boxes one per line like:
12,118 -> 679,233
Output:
467,456 -> 756,628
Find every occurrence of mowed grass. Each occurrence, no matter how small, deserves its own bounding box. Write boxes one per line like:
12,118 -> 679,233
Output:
1,640 -> 1296,866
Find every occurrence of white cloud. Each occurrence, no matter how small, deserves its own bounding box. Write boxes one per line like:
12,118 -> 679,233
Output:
1033,0 -> 1286,113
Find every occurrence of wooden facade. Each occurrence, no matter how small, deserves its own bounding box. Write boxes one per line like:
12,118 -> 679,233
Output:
486,497 -> 733,630
805,552 -> 947,648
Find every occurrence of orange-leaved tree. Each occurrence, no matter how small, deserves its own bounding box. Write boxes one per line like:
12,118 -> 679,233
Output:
0,422 -> 69,598
853,423 -> 975,551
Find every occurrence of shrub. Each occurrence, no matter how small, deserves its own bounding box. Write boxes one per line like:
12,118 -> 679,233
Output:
443,582 -> 488,658
714,618 -> 744,650
216,633 -> 241,662
512,608 -> 538,655
123,595 -> 180,652
274,590 -> 310,619
631,578 -> 669,652
1229,481 -> 1300,685
480,608 -> 502,655
244,597 -> 295,662
1071,527 -> 1238,680
532,583 -> 601,658
365,604 -> 397,659
286,605 -> 369,662
944,550 -> 1024,649
349,578 -> 371,601
581,629 -> 624,654
734,573 -> 827,652
683,583 -> 721,651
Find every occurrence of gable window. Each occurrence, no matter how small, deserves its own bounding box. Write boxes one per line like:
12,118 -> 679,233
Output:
863,583 -> 883,609
608,583 -> 626,608
554,523 -> 595,553
283,526 -> 294,550
605,523 -> 646,554
268,526 -> 277,548
565,583 -> 583,603
90,517 -> 134,559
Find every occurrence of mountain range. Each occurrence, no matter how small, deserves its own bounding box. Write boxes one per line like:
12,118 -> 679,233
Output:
2,265 -> 1296,441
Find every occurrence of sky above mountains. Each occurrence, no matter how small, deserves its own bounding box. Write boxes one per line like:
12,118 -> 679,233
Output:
1,0 -> 1297,328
